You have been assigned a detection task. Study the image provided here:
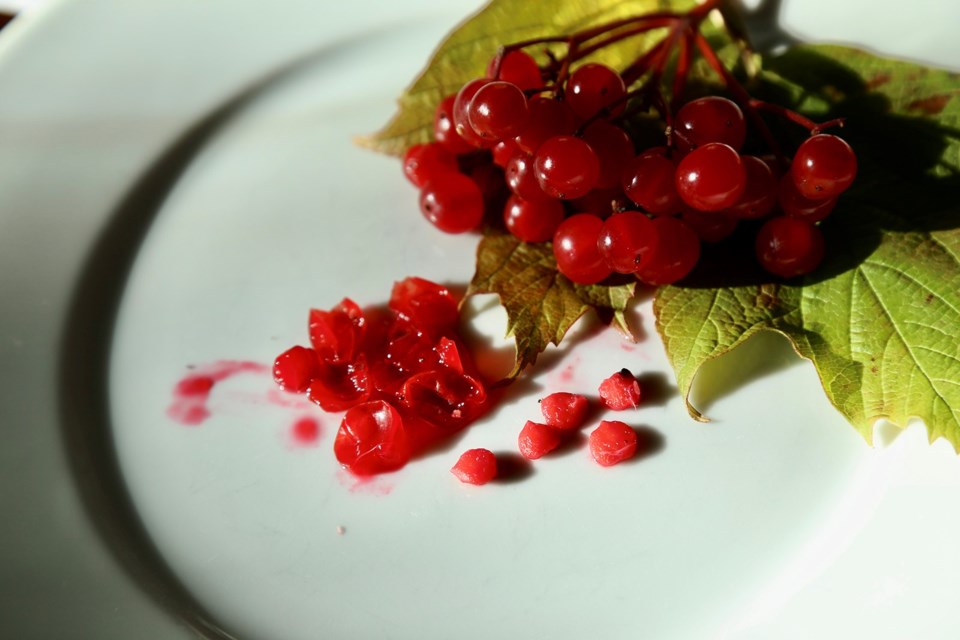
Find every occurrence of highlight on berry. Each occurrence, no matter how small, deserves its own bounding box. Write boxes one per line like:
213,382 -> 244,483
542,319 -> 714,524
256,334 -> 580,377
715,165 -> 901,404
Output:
400,0 -> 857,283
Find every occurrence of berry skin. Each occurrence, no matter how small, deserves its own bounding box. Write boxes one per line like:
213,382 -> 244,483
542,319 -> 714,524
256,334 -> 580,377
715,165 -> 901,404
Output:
675,142 -> 746,212
518,420 -> 564,460
486,49 -> 541,91
503,194 -> 565,243
309,298 -> 365,364
515,95 -> 578,155
401,368 -> 487,432
419,173 -> 485,234
553,214 -> 612,284
621,147 -> 683,216
790,133 -> 857,200
307,358 -> 371,412
598,368 -> 641,410
778,173 -> 837,222
566,62 -> 626,119
451,448 -> 498,485
597,211 -> 658,274
402,142 -> 458,188
674,96 -> 747,151
452,78 -> 495,148
334,400 -> 410,475
388,277 -> 460,338
467,80 -> 530,141
534,135 -> 600,200
505,153 -> 553,202
725,155 -> 778,220
273,345 -> 318,393
634,216 -> 700,285
540,392 -> 590,431
433,94 -> 475,155
580,120 -> 635,189
755,216 -> 825,278
680,209 -> 737,244
589,420 -> 638,467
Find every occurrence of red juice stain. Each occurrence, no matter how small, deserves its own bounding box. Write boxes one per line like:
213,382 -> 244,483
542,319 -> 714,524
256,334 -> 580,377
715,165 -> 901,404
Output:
167,360 -> 269,426
291,416 -> 321,445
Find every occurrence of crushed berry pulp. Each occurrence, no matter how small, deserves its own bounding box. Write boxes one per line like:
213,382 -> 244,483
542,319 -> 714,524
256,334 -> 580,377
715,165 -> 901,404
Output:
273,277 -> 491,476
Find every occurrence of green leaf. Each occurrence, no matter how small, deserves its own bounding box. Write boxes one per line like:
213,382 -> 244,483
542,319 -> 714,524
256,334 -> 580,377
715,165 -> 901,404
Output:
467,231 -> 636,378
656,44 -> 960,446
360,0 -> 694,156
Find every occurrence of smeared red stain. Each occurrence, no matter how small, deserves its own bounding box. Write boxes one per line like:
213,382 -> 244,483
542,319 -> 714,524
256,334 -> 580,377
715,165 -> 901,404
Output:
167,360 -> 269,425
291,416 -> 321,445
558,363 -> 576,384
907,94 -> 953,116
337,469 -> 393,495
866,73 -> 892,90
265,387 -> 315,410
620,341 -> 637,352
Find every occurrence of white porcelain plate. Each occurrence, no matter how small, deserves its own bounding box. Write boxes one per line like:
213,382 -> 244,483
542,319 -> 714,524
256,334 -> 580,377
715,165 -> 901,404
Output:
2,1 -> 960,638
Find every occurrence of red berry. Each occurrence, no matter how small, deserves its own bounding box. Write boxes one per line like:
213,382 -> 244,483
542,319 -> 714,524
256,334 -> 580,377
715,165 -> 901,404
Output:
553,214 -> 612,284
505,153 -> 552,202
634,216 -> 701,285
486,50 -> 541,91
580,120 -> 634,189
307,357 -> 371,412
534,135 -> 600,200
402,142 -> 458,188
492,138 -> 520,168
334,400 -> 410,475
674,96 -> 747,151
778,172 -> 837,222
675,143 -> 746,212
503,194 -> 565,243
467,80 -> 530,141
452,79 -> 495,149
434,94 -> 475,154
419,173 -> 485,234
589,420 -> 638,467
451,448 -> 498,485
725,155 -> 778,220
597,211 -> 658,274
515,95 -> 578,155
566,63 -> 626,119
790,133 -> 857,200
272,345 -> 318,393
598,368 -> 641,410
540,392 -> 589,431
518,420 -> 563,460
621,147 -> 683,216
755,216 -> 825,278
680,209 -> 737,244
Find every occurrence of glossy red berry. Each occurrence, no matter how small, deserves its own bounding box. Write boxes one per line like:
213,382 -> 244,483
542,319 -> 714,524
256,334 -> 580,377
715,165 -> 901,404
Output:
634,216 -> 700,285
433,94 -> 475,155
790,133 -> 857,200
553,214 -> 612,284
580,120 -> 634,189
621,147 -> 683,216
452,78 -> 494,148
725,155 -> 778,219
505,153 -> 552,202
402,142 -> 458,188
598,368 -> 641,410
534,135 -> 600,200
566,62 -> 626,119
674,96 -> 747,151
755,216 -> 825,278
419,173 -> 485,234
597,211 -> 658,274
486,49 -> 541,91
540,392 -> 589,431
503,194 -> 565,243
451,448 -> 498,485
589,420 -> 638,467
778,173 -> 837,222
680,209 -> 737,244
675,142 -> 746,212
515,95 -> 578,154
467,80 -> 530,141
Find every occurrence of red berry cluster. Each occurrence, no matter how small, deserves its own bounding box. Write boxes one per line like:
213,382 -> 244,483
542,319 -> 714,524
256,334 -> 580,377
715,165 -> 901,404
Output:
272,277 -> 489,476
402,4 -> 858,284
